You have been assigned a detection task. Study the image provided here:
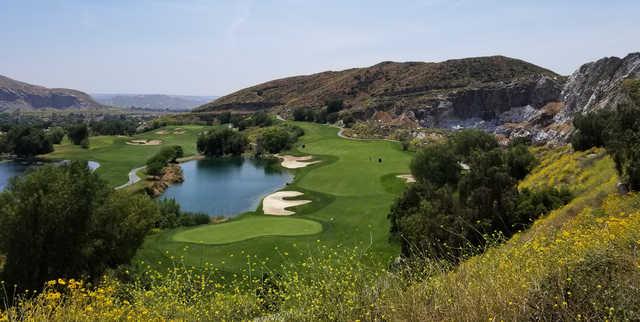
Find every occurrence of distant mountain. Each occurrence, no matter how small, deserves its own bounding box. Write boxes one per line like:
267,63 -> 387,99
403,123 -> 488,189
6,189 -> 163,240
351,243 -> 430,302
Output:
0,75 -> 104,111
93,94 -> 218,111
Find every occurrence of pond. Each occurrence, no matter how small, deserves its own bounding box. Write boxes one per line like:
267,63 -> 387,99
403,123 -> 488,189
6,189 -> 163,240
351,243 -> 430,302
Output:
0,161 -> 30,190
161,158 -> 293,217
0,160 -> 101,190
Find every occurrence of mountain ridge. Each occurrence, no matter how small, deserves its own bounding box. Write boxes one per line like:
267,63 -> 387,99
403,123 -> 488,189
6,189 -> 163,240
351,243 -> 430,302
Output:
0,75 -> 104,111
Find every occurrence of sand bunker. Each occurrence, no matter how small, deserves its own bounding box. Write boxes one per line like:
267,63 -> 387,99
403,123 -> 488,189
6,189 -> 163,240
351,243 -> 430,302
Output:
277,155 -> 321,169
126,139 -> 163,146
263,191 -> 311,216
396,174 -> 416,183
155,130 -> 169,135
173,130 -> 186,135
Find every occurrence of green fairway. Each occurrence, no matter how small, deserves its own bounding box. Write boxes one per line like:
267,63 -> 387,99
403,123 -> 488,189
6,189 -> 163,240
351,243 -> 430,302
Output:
172,216 -> 322,245
43,125 -> 211,187
137,122 -> 413,274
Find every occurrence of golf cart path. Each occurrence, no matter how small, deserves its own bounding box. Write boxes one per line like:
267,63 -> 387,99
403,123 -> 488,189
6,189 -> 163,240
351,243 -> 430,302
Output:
115,166 -> 146,190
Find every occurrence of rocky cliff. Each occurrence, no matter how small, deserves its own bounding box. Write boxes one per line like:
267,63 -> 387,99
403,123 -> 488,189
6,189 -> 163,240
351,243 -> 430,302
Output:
0,75 -> 104,111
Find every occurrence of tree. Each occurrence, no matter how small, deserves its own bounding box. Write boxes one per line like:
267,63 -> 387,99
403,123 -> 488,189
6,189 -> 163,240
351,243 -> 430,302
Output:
571,111 -> 612,151
45,127 -> 65,145
256,127 -> 293,154
197,128 -> 248,157
0,161 -> 159,292
4,126 -> 53,157
505,143 -> 538,180
410,143 -> 460,187
67,124 -> 89,146
326,100 -> 344,114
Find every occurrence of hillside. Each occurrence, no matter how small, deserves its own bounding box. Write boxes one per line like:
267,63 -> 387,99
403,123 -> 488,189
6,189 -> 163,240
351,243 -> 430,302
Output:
0,75 -> 104,111
93,94 -> 218,111
197,56 -> 564,128
197,53 -> 640,144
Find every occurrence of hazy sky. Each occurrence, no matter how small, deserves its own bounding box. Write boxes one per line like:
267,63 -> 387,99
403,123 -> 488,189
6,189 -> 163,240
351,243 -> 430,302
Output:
1,0 -> 638,96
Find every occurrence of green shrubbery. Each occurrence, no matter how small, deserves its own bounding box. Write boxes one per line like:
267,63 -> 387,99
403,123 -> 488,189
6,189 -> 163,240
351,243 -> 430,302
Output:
145,145 -> 184,176
197,128 -> 248,157
155,198 -> 210,228
389,130 -> 567,259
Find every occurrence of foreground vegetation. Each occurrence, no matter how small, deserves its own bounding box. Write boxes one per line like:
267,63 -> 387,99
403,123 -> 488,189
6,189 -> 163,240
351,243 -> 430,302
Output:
4,143 -> 639,320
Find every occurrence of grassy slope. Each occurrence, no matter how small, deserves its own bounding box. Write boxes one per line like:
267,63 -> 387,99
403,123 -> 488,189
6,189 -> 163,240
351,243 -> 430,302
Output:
43,125 -> 210,187
390,146 -> 640,320
136,122 -> 413,274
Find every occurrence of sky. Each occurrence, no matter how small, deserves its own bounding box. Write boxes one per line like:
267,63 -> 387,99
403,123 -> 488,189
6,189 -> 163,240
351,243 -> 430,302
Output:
0,0 -> 638,96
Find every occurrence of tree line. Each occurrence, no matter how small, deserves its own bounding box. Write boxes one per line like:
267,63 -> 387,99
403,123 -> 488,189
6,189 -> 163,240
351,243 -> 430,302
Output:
571,80 -> 640,191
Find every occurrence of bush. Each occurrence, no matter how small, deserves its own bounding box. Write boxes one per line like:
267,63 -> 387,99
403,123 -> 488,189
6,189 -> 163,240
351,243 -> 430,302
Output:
156,198 -> 210,228
145,145 -> 184,176
197,128 -> 248,157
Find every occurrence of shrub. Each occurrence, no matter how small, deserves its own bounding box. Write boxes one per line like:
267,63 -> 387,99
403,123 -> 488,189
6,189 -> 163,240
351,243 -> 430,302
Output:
145,145 -> 184,176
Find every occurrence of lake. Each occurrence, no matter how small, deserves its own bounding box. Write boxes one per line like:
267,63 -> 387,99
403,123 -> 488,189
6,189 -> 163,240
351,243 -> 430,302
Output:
162,158 -> 292,217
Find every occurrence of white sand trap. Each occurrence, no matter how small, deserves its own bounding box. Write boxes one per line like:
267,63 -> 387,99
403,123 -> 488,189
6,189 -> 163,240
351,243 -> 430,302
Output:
263,191 -> 311,216
277,155 -> 321,169
155,130 -> 169,135
397,174 -> 416,183
126,139 -> 163,146
173,130 -> 186,135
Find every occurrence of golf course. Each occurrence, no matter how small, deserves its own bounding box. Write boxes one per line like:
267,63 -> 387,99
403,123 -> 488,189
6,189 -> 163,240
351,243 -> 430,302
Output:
136,122 -> 413,273
44,121 -> 413,274
44,125 -> 211,187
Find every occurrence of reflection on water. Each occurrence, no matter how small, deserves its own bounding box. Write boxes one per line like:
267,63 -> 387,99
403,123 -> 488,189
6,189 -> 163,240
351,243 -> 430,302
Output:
162,157 -> 292,217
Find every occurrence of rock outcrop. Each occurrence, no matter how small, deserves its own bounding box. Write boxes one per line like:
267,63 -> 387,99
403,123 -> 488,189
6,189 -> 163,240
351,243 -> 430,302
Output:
146,164 -> 184,197
0,74 -> 104,111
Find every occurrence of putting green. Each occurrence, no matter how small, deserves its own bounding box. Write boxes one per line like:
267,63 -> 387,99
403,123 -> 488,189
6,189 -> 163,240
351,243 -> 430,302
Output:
171,216 -> 322,245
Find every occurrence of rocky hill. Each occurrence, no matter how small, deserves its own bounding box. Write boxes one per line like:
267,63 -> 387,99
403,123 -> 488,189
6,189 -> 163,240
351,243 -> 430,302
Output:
197,56 -> 563,120
196,53 -> 640,144
0,75 -> 103,111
